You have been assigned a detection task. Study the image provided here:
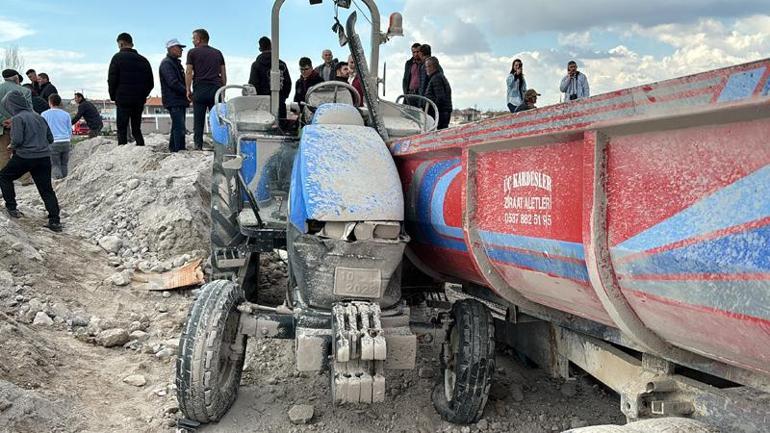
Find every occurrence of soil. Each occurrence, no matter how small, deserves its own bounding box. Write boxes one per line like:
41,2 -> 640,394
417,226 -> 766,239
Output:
0,135 -> 625,433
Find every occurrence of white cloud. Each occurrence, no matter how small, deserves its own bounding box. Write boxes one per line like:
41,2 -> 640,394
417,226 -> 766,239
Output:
0,17 -> 34,42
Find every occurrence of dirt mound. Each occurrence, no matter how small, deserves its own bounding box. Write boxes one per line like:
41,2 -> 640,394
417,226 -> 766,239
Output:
56,135 -> 212,273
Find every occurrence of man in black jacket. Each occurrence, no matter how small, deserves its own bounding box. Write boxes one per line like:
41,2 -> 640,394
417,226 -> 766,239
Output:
424,56 -> 453,130
294,57 -> 323,106
108,32 -> 154,146
248,37 -> 291,123
160,39 -> 189,152
72,93 -> 103,137
38,73 -> 58,101
22,69 -> 48,114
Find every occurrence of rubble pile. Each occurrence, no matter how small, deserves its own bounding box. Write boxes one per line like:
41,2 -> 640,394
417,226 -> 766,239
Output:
55,135 -> 212,273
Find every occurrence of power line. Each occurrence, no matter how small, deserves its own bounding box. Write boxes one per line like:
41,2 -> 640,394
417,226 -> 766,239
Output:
352,0 -> 373,25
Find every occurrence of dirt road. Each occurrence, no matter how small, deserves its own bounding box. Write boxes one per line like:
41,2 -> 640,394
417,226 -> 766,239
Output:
0,136 -> 624,433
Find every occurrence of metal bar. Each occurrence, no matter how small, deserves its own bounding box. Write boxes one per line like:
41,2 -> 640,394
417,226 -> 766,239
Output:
236,171 -> 263,228
270,0 -> 286,119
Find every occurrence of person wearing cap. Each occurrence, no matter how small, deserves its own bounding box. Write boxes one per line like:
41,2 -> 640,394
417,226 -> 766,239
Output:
108,32 -> 154,146
514,89 -> 540,113
160,39 -> 190,152
0,69 -> 33,171
185,28 -> 226,150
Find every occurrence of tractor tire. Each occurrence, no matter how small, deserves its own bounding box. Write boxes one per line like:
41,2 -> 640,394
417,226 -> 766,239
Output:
566,418 -> 718,433
210,138 -> 244,279
176,280 -> 246,423
432,299 -> 495,425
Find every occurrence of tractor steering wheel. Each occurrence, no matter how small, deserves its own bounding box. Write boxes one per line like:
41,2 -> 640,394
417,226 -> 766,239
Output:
395,94 -> 439,132
304,81 -> 362,111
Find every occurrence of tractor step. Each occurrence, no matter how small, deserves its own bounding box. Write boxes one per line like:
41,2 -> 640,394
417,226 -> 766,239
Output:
331,301 -> 387,403
213,247 -> 246,269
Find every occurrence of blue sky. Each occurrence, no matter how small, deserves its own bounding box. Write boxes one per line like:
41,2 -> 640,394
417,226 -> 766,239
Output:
1,0 -> 769,109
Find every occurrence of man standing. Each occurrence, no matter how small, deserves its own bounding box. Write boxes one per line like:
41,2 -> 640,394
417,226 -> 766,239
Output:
294,57 -> 323,106
559,60 -> 590,101
160,39 -> 189,152
72,93 -> 103,137
248,37 -> 290,123
402,43 -> 422,103
423,57 -> 453,130
186,28 -> 226,150
108,32 -> 154,146
41,94 -> 72,179
0,70 -> 33,171
0,90 -> 61,232
417,44 -> 434,97
24,69 -> 41,96
513,89 -> 541,113
348,55 -> 364,107
313,49 -> 337,82
38,73 -> 59,101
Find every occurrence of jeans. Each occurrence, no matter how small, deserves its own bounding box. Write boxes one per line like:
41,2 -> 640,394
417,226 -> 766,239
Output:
192,84 -> 218,149
116,103 -> 145,146
50,141 -> 71,179
0,154 -> 60,223
88,125 -> 102,138
168,106 -> 187,152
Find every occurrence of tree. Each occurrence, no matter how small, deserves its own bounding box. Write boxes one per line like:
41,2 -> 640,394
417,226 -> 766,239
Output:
0,45 -> 24,71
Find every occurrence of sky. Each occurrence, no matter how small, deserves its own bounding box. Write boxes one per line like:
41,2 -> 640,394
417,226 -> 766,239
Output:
1,0 -> 769,110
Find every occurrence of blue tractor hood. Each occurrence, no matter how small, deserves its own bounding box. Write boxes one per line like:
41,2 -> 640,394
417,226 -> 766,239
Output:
289,119 -> 404,233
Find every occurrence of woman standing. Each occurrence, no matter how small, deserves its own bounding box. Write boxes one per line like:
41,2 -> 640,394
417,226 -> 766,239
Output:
506,58 -> 527,112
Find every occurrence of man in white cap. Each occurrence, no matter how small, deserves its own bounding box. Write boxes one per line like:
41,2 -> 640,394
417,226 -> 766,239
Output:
159,39 -> 189,152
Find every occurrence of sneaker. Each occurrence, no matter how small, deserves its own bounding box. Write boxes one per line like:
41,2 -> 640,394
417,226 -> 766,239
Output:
6,209 -> 23,218
45,222 -> 63,232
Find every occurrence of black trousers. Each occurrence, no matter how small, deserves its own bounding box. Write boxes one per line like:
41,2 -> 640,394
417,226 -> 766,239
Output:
437,111 -> 452,130
116,103 -> 145,146
192,84 -> 218,149
0,154 -> 60,223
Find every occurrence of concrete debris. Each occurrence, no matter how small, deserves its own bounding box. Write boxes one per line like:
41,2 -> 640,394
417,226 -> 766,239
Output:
111,272 -> 131,287
98,236 -> 123,254
32,312 -> 54,326
288,404 -> 314,424
122,374 -> 147,387
560,380 -> 578,398
96,328 -> 130,348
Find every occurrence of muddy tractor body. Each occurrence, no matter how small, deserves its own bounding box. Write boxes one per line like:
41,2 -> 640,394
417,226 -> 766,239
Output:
176,0 -> 770,431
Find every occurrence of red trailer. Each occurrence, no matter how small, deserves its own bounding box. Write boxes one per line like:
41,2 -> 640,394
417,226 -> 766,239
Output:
391,59 -> 770,432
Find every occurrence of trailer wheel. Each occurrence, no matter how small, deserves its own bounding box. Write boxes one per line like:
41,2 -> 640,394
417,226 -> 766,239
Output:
176,280 -> 246,423
432,299 -> 495,425
565,417 -> 718,433
210,139 -> 244,279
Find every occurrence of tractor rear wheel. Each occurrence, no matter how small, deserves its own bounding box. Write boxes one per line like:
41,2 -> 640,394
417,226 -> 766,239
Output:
176,280 -> 246,423
432,299 -> 496,425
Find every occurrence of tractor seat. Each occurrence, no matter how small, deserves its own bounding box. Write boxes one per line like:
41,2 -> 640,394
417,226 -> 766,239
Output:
227,95 -> 275,131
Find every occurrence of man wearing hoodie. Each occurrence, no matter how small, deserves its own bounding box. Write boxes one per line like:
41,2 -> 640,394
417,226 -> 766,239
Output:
248,37 -> 291,123
0,69 -> 33,171
0,90 -> 61,232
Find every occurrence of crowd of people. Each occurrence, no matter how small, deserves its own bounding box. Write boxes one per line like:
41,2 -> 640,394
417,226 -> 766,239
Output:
0,26 -> 594,234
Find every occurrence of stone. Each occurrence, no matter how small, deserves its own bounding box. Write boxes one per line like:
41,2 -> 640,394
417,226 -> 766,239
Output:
123,374 -> 147,387
11,242 -> 23,252
104,162 -> 114,171
460,427 -> 470,433
288,404 -> 314,424
99,236 -> 123,253
476,419 -> 489,431
97,328 -> 130,347
418,367 -> 434,379
560,380 -> 578,398
127,179 -> 140,190
570,417 -> 588,429
49,303 -> 71,321
27,298 -> 46,314
129,330 -> 148,341
162,291 -> 171,298
0,398 -> 12,412
33,311 -> 54,326
155,348 -> 175,359
111,272 -> 131,287
510,382 -> 524,402
70,315 -> 90,327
